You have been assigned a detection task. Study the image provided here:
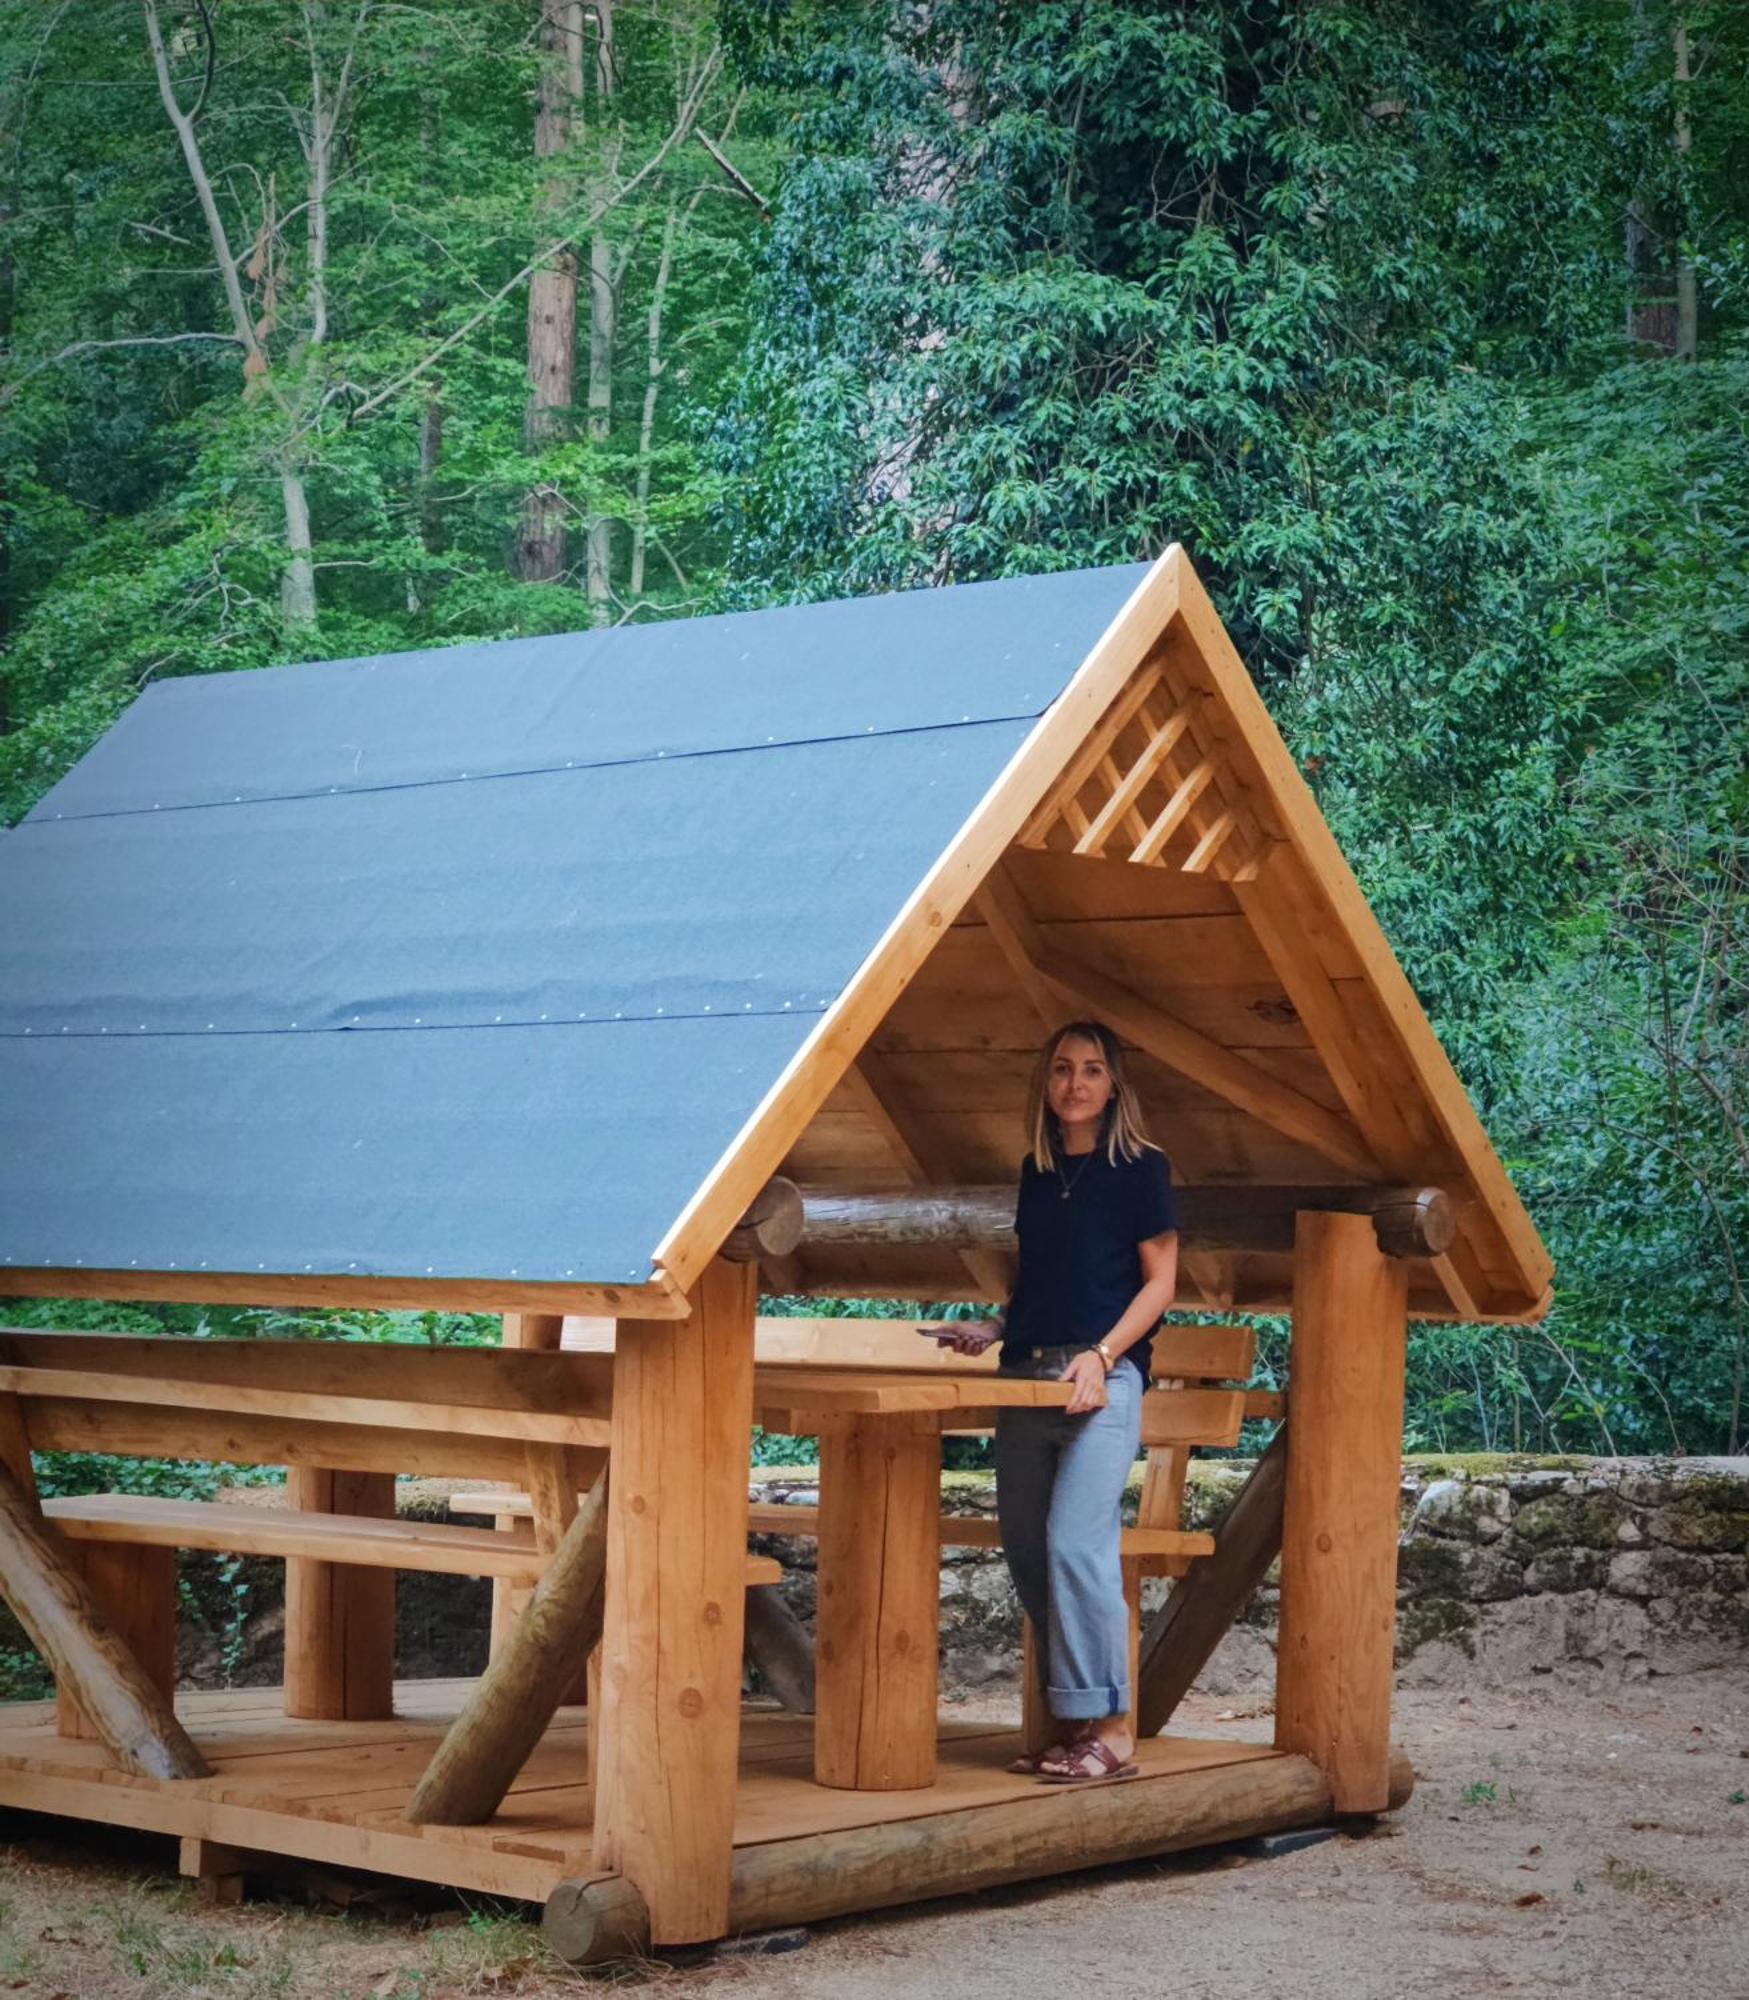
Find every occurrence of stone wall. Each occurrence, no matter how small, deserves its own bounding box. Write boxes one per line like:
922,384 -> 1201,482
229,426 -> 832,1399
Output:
753,1455 -> 1749,1696
3,1457 -> 1742,1704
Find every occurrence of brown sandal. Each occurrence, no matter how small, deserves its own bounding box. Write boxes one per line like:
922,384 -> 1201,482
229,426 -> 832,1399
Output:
1007,1738 -> 1080,1776
1036,1735 -> 1139,1785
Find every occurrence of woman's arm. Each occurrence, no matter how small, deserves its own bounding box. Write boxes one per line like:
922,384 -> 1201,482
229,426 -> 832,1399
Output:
1060,1230 -> 1179,1414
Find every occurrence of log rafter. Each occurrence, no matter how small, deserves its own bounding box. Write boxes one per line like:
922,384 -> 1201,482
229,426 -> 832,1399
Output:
973,866 -> 1380,1179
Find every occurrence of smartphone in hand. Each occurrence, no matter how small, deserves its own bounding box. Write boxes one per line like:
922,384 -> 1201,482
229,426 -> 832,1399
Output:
917,1323 -> 1001,1356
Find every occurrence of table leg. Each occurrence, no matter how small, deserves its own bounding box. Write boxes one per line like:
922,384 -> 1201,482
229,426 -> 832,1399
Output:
814,1413 -> 941,1791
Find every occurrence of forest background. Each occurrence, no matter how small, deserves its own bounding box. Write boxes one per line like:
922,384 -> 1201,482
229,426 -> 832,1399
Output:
1,0 -> 1745,1467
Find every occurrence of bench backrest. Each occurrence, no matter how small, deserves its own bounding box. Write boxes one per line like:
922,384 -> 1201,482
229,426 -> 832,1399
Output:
0,1331 -> 612,1481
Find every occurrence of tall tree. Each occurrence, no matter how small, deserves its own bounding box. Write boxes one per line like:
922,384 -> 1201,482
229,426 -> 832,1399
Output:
521,0 -> 584,583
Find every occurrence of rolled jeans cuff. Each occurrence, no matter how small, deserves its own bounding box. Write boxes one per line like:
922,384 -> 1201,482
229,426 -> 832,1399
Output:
1048,1680 -> 1130,1721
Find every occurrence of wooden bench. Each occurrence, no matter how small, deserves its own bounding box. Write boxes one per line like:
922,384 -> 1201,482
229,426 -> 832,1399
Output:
0,1328 -> 778,1742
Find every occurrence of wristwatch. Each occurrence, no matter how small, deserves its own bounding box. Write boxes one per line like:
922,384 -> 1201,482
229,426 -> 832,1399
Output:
1094,1340 -> 1116,1373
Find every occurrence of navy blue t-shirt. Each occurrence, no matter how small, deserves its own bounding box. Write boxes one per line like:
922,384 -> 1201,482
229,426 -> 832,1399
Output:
1000,1145 -> 1179,1380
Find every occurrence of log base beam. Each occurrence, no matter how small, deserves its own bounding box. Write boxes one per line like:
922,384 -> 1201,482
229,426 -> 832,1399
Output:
544,1747 -> 1416,1964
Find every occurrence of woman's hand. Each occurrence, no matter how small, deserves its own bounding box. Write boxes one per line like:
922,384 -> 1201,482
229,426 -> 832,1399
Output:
917,1322 -> 1002,1357
1060,1348 -> 1110,1415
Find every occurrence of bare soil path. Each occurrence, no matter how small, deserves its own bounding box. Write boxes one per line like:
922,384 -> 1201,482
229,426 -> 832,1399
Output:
0,1670 -> 1742,1999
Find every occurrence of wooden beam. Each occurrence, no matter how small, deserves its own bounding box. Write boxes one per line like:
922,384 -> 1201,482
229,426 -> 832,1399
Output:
1182,808 -> 1237,876
592,1259 -> 757,1944
1074,702 -> 1194,856
405,1466 -> 610,1827
0,1267 -> 689,1318
1017,668 -> 1163,848
1136,1425 -> 1288,1734
541,1748 -> 1417,1962
841,1055 -> 1013,1302
973,860 -> 1378,1176
795,1184 -> 1456,1260
814,1412 -> 942,1790
1034,943 -> 1380,1176
284,1468 -> 396,1722
0,1457 -> 209,1781
1131,760 -> 1213,864
1274,1213 -> 1409,1812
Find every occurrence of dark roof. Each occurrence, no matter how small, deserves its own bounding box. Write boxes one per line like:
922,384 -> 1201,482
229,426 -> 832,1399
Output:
0,565 -> 1148,1288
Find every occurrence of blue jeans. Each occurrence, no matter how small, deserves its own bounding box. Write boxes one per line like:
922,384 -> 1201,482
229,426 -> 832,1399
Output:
994,1349 -> 1143,1721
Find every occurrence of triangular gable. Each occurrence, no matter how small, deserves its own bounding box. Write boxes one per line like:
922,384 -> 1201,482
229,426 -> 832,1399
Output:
656,549 -> 1552,1324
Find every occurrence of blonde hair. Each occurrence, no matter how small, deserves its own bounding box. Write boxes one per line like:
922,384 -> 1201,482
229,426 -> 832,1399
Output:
1025,1020 -> 1158,1173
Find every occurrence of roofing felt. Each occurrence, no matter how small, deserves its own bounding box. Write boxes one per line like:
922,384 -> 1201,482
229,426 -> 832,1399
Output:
0,564 -> 1150,1287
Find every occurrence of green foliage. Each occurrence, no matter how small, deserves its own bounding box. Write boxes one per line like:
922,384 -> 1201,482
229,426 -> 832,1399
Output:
3,1 -> 1747,1462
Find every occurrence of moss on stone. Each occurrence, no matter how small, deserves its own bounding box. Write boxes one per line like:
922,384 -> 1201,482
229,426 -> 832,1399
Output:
1397,1594 -> 1476,1659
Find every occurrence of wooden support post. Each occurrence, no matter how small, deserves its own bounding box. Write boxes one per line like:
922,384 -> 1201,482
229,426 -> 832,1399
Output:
492,1313 -> 567,1655
0,1458 -> 209,1780
1020,1617 -> 1051,1756
591,1259 -> 757,1945
814,1412 -> 941,1791
179,1836 -> 250,1907
58,1543 -> 175,1741
1274,1213 -> 1409,1811
742,1584 -> 816,1714
1121,1556 -> 1143,1731
284,1468 -> 396,1721
406,1467 -> 609,1826
1136,1425 -> 1288,1736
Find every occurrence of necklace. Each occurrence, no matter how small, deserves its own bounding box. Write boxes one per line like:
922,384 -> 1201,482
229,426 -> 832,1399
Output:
1057,1150 -> 1096,1199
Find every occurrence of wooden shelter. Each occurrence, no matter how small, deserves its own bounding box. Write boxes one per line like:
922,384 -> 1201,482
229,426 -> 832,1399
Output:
0,547 -> 1550,1953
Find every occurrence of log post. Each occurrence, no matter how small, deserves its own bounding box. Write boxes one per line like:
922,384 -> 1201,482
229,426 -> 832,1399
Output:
591,1259 -> 757,1944
58,1542 -> 175,1741
1273,1212 -> 1409,1811
0,1458 -> 209,1780
491,1313 -> 567,1656
406,1466 -> 609,1826
814,1412 -> 941,1791
284,1468 -> 396,1721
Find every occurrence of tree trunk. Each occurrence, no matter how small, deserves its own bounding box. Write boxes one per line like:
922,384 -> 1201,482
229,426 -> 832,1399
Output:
584,0 -> 618,622
520,0 -> 584,583
1673,14 -> 1697,360
630,196 -> 680,602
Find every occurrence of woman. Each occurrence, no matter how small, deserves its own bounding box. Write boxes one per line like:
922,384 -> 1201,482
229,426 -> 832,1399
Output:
927,1020 -> 1178,1783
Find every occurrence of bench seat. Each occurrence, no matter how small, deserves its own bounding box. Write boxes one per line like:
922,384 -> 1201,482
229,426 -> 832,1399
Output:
450,1491 -> 1216,1564
45,1494 -> 782,1588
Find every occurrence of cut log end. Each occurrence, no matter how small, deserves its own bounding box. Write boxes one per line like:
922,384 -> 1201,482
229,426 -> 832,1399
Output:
542,1874 -> 651,1965
722,1177 -> 805,1264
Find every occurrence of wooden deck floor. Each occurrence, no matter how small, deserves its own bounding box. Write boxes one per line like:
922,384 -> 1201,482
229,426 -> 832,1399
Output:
0,1680 -> 1284,1904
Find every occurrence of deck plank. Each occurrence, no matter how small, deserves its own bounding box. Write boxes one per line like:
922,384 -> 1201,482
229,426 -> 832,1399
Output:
0,1679 -> 1286,1898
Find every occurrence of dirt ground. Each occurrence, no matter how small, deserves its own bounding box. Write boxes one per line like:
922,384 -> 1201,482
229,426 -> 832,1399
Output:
0,1668 -> 1744,2000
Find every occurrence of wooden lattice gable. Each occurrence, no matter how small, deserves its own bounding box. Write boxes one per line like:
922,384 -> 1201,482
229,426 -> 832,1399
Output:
661,548 -> 1552,1325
